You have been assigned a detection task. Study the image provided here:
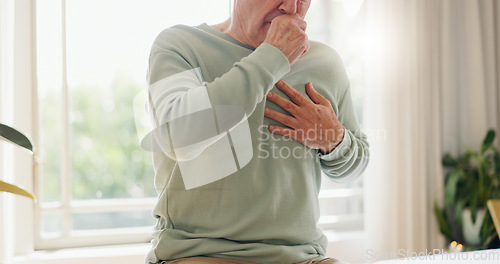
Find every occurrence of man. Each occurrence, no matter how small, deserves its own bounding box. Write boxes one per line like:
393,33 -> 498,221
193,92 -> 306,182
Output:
144,0 -> 369,263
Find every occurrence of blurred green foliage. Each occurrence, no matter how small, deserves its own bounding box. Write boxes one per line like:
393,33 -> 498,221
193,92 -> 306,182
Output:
435,129 -> 500,249
41,74 -> 156,201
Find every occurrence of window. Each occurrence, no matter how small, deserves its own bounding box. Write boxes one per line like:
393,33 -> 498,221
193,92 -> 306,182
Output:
35,0 -> 366,250
307,0 -> 366,235
35,0 -> 231,249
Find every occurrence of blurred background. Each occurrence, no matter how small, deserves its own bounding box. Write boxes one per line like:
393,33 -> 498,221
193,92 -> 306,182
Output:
1,0 -> 499,263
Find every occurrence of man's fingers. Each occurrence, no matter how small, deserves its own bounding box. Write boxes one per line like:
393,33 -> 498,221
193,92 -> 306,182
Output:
289,44 -> 308,65
264,14 -> 308,65
266,90 -> 302,116
275,80 -> 310,106
297,0 -> 312,20
264,108 -> 299,129
295,18 -> 307,31
301,41 -> 309,55
305,82 -> 329,106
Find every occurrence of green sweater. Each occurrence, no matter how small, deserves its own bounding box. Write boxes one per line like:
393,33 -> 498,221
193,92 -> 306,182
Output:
144,23 -> 369,264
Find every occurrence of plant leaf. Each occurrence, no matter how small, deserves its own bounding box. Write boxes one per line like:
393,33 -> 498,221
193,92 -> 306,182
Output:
494,150 -> 500,174
434,203 -> 453,240
481,234 -> 496,249
445,170 -> 462,207
454,199 -> 464,231
0,123 -> 33,152
0,180 -> 35,200
442,153 -> 458,167
480,210 -> 493,245
470,189 -> 478,223
481,129 -> 495,153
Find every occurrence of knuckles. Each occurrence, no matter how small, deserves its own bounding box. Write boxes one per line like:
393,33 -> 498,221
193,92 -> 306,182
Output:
265,14 -> 309,65
271,15 -> 307,32
284,101 -> 295,110
298,33 -> 308,43
314,105 -> 335,118
282,116 -> 294,126
288,89 -> 301,99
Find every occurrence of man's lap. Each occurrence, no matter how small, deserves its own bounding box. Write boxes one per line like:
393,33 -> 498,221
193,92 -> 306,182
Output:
163,256 -> 348,264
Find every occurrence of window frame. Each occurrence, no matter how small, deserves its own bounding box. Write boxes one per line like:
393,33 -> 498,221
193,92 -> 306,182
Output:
32,0 -> 159,250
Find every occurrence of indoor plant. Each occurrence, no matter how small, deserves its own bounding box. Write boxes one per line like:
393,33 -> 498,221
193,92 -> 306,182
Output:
435,129 -> 500,249
0,123 -> 35,200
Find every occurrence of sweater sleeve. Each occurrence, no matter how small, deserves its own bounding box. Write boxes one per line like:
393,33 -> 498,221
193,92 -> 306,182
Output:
143,42 -> 290,162
318,85 -> 370,183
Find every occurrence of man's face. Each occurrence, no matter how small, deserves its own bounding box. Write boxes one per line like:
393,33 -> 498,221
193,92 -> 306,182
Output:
233,0 -> 311,47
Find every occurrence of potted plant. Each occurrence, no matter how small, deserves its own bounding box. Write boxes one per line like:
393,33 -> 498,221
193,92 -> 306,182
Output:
0,123 -> 35,200
435,129 -> 500,250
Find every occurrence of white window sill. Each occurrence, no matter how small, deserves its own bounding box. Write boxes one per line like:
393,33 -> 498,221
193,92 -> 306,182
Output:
12,243 -> 151,264
325,230 -> 367,264
11,231 -> 366,264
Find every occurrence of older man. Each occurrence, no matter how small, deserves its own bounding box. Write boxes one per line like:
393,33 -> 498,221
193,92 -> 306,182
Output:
144,0 -> 369,263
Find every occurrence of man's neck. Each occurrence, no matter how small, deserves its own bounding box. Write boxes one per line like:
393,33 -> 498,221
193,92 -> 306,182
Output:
211,18 -> 256,48
211,19 -> 231,33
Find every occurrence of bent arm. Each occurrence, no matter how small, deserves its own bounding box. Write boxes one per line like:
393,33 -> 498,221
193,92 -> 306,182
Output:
319,87 -> 369,183
144,43 -> 290,160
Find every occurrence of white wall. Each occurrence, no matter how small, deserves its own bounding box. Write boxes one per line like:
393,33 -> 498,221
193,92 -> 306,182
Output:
0,0 -> 36,262
12,0 -> 36,256
0,0 -> 14,262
